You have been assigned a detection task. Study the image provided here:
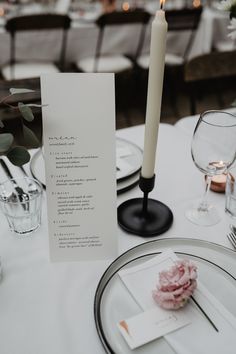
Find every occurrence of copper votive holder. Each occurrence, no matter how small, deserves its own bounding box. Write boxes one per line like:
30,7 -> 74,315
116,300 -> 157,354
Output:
205,173 -> 234,193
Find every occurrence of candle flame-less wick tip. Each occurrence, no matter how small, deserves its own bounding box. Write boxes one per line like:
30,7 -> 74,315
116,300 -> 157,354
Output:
160,0 -> 165,10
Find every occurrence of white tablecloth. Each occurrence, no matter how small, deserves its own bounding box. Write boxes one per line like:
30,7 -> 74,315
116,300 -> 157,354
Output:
0,5 -> 233,67
0,114 -> 235,354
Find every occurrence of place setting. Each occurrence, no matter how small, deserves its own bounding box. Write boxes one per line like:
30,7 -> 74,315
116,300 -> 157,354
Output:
0,0 -> 236,353
94,243 -> 236,353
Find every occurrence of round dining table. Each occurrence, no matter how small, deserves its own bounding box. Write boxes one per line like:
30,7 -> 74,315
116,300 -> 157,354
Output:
0,112 -> 236,354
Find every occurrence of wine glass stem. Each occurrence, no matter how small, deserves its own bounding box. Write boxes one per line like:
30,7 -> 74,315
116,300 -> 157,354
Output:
198,175 -> 212,212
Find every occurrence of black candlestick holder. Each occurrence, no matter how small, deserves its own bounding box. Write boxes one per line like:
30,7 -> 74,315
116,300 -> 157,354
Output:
118,175 -> 173,237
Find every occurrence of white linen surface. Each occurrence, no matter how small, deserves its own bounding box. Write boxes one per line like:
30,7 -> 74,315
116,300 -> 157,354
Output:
0,121 -> 236,354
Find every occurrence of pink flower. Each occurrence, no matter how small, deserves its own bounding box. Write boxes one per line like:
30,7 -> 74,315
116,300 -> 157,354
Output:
152,259 -> 197,310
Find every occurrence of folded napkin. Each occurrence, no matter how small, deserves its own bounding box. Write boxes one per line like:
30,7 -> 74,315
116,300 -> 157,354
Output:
119,249 -> 236,354
166,285 -> 236,354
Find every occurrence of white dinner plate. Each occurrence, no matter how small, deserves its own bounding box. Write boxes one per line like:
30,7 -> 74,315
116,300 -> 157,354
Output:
30,138 -> 142,192
116,138 -> 142,182
94,238 -> 236,354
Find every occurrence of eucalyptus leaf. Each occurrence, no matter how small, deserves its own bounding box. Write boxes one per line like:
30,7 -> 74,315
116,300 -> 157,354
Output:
0,133 -> 14,153
18,102 -> 34,122
10,88 -> 35,95
23,124 -> 40,148
7,146 -> 30,166
0,120 -> 4,128
26,104 -> 48,107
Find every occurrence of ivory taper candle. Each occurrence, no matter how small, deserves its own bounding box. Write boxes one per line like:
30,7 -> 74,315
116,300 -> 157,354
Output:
141,0 -> 168,178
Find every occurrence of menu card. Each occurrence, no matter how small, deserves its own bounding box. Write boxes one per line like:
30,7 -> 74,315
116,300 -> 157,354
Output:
41,73 -> 117,261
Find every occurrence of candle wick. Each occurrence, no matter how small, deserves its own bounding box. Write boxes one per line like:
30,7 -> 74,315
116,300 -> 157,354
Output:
160,1 -> 163,10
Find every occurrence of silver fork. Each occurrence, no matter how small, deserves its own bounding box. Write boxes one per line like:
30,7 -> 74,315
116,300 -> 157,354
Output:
227,232 -> 236,250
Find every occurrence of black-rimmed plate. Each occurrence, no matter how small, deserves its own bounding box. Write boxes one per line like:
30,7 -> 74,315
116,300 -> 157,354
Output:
117,171 -> 140,195
94,238 -> 236,354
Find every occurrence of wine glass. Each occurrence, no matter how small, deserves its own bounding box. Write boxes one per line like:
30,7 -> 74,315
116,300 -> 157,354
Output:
186,110 -> 236,226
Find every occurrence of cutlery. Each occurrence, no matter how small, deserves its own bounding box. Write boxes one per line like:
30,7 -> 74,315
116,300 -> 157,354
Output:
230,224 -> 236,235
19,165 -> 27,176
0,159 -> 29,208
227,232 -> 236,250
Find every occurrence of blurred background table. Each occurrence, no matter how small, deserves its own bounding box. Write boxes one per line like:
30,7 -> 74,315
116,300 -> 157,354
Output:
0,1 -> 233,66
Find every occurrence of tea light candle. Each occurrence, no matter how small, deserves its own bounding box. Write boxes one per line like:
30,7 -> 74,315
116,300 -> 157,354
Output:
122,2 -> 130,11
205,173 -> 233,193
141,0 -> 167,178
0,7 -> 5,17
210,174 -> 227,193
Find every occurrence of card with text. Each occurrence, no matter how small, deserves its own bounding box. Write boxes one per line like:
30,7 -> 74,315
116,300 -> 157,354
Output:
41,73 -> 117,261
118,307 -> 190,349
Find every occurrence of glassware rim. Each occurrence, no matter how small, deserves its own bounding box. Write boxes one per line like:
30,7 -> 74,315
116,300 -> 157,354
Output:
199,110 -> 236,128
0,176 -> 43,204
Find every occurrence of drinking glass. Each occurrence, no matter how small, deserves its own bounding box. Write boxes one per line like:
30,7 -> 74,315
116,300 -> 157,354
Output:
186,110 -> 236,226
0,177 -> 42,235
225,166 -> 236,219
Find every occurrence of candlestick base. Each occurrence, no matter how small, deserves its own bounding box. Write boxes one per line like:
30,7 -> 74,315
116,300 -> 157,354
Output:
118,198 -> 173,237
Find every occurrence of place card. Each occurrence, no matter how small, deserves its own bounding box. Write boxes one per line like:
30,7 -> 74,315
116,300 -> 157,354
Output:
41,73 -> 117,261
118,306 -> 190,350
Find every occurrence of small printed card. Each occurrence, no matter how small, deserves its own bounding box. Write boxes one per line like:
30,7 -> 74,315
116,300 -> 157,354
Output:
118,305 -> 190,350
41,73 -> 117,262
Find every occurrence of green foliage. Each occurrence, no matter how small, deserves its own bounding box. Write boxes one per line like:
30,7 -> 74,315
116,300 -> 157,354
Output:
23,124 -> 39,148
230,3 -> 236,18
18,102 -> 34,122
0,133 -> 14,153
0,88 -> 42,166
7,146 -> 31,166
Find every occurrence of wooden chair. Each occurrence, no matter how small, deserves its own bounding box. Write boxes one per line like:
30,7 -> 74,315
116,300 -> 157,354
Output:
2,13 -> 71,80
76,9 -> 151,73
184,50 -> 236,115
